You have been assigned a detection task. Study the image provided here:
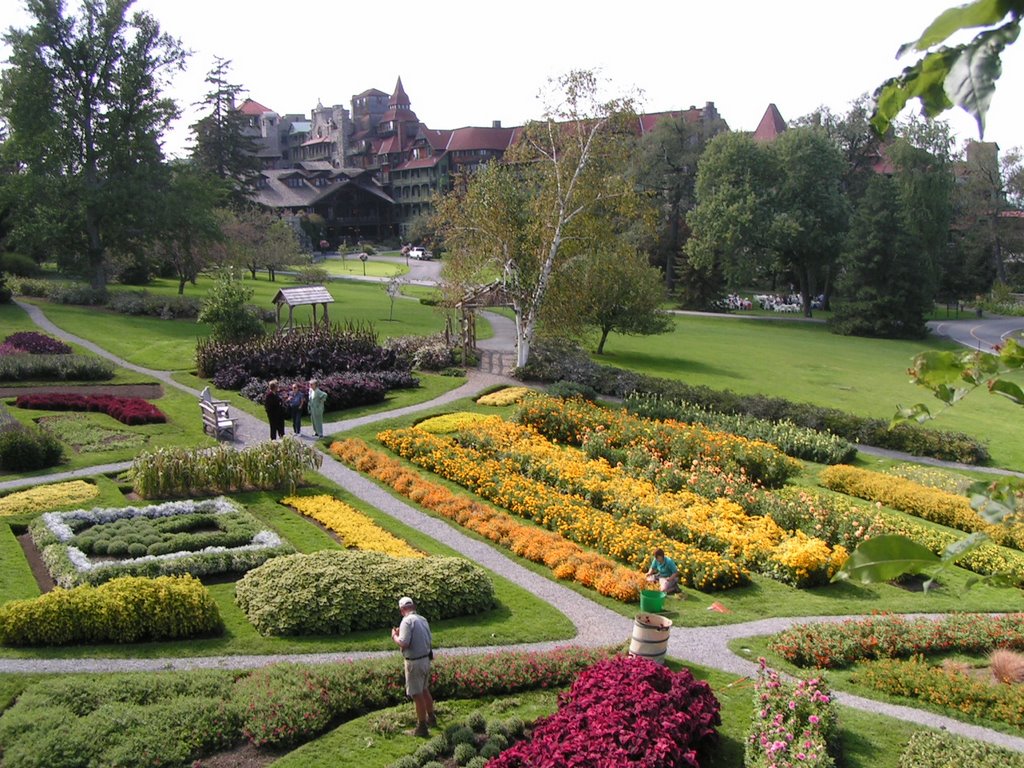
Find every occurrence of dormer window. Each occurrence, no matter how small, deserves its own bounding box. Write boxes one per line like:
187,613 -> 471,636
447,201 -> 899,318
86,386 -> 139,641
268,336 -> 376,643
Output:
256,176 -> 269,189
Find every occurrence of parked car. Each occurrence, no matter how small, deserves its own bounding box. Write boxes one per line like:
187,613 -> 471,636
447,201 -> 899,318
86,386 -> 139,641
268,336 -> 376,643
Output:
408,247 -> 435,260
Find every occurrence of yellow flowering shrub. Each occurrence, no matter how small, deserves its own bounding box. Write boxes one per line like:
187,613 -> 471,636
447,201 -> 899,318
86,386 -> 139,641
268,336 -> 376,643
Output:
415,412 -> 498,434
282,494 -> 423,558
476,386 -> 534,407
821,464 -> 1023,550
0,480 -> 99,517
329,438 -> 647,602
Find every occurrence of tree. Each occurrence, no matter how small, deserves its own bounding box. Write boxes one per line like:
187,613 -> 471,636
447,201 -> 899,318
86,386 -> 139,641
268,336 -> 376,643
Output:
220,206 -> 300,281
631,112 -> 726,291
189,57 -> 261,206
685,128 -> 848,317
196,268 -> 264,343
545,244 -> 672,354
153,165 -> 226,294
434,70 -> 641,367
0,0 -> 187,289
872,1 -> 1023,138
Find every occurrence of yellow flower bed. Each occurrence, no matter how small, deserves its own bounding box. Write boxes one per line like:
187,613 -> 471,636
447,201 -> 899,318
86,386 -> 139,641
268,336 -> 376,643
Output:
282,494 -> 423,558
821,464 -> 1024,550
415,412 -> 497,434
441,416 -> 845,587
0,480 -> 99,517
378,426 -> 747,591
476,386 -> 534,407
329,438 -> 646,602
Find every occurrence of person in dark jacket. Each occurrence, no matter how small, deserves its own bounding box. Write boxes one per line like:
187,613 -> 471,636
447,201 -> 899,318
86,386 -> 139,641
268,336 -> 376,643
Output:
287,382 -> 305,435
264,380 -> 287,440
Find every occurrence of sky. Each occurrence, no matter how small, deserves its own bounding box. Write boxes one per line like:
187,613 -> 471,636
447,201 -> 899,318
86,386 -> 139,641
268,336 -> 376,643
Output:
2,0 -> 1023,159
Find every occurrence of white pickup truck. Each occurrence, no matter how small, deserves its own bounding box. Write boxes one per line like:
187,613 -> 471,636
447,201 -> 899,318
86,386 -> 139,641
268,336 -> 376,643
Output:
408,247 -> 434,260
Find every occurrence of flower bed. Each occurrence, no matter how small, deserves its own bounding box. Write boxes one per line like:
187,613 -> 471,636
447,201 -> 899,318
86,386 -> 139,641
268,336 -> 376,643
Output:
378,426 -> 747,591
746,659 -> 839,768
768,613 -> 1024,669
488,656 -> 721,768
2,331 -> 71,355
447,413 -> 845,587
852,656 -> 1024,728
0,480 -> 98,517
820,464 -> 1024,550
330,438 -> 646,602
517,393 -> 800,488
15,392 -> 167,425
0,575 -> 222,646
476,386 -> 534,407
29,497 -> 293,588
281,494 -> 423,558
898,730 -> 1024,768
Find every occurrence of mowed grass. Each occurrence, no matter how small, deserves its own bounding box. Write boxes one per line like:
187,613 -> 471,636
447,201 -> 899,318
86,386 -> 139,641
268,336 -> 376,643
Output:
596,314 -> 1024,470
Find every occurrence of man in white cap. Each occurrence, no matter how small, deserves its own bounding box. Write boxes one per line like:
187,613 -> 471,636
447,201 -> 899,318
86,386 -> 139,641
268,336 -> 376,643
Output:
391,596 -> 436,737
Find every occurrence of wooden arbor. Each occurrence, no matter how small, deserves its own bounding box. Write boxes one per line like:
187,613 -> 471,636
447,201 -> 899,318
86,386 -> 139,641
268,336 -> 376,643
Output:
455,281 -> 511,362
272,286 -> 335,331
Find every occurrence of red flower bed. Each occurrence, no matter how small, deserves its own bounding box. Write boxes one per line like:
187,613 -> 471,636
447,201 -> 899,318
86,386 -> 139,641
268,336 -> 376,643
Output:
15,393 -> 167,425
489,656 -> 721,768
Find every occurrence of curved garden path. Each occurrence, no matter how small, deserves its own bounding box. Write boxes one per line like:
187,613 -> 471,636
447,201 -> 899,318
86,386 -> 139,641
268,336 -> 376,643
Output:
3,300 -> 1024,753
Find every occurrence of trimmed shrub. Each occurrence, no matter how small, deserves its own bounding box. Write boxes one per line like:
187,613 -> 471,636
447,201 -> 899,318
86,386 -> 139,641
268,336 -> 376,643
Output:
107,290 -> 202,319
899,730 -> 1024,768
0,575 -> 223,646
237,371 -> 394,411
0,253 -> 40,277
0,424 -> 64,470
47,283 -> 109,306
234,550 -> 496,636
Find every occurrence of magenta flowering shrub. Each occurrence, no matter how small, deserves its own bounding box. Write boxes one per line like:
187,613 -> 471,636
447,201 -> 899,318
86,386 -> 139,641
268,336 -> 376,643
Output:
3,331 -> 72,355
488,656 -> 721,768
768,613 -> 1024,669
15,393 -> 167,425
745,659 -> 839,768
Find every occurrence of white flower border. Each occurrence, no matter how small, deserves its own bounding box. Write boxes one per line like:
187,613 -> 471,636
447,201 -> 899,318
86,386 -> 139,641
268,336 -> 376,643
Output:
40,497 -> 283,575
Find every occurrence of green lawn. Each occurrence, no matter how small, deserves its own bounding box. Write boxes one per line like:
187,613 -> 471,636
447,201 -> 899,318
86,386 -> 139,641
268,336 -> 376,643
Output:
319,256 -> 406,278
595,314 -> 1024,470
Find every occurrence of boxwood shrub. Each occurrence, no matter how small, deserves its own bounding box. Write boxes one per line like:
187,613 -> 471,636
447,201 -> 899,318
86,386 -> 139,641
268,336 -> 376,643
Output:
0,424 -> 64,471
0,575 -> 223,646
235,550 -> 497,636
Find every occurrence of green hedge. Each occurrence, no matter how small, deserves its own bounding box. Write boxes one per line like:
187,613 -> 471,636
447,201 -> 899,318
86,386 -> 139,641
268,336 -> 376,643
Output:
0,575 -> 223,646
235,550 -> 497,636
0,425 -> 64,471
0,353 -> 115,382
899,731 -> 1024,768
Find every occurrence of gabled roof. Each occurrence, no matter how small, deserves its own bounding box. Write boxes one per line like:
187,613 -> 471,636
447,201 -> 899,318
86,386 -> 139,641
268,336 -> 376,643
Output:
446,126 -> 517,152
297,161 -> 334,172
419,128 -> 453,151
238,98 -> 273,116
272,287 -> 334,306
753,104 -> 787,142
251,168 -> 395,210
637,108 -> 705,135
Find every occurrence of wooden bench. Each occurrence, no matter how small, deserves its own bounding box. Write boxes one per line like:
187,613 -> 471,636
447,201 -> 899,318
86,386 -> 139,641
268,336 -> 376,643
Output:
199,398 -> 237,440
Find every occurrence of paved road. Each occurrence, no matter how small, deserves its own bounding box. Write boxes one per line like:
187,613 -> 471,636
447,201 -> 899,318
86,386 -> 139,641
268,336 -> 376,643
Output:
3,301 -> 1024,753
928,315 -> 1024,353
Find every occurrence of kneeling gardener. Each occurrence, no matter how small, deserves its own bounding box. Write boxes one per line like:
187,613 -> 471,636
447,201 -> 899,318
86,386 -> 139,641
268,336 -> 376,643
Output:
645,548 -> 680,594
391,596 -> 436,737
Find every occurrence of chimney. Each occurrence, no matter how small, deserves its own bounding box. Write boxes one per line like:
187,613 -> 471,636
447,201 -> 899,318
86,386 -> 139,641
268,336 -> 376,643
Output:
492,120 -> 502,128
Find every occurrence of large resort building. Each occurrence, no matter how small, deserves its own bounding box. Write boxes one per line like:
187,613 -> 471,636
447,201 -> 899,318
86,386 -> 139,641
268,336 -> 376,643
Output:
243,77 -> 727,244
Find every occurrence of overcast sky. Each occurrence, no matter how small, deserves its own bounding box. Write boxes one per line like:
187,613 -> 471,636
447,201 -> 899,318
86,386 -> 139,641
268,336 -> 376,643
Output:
2,0 -> 1023,158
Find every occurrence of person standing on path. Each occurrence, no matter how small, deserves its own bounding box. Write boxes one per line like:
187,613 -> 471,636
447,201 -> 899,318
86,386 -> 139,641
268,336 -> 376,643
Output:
263,380 -> 287,440
307,379 -> 327,438
287,382 -> 305,435
391,596 -> 435,738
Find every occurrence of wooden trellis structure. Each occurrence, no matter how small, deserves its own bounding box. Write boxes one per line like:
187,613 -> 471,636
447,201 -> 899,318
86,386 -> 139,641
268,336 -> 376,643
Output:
272,286 -> 335,331
455,281 -> 511,363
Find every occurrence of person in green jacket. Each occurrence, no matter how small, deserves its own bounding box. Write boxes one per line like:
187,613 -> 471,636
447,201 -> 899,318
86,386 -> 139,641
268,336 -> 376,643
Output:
307,379 -> 327,438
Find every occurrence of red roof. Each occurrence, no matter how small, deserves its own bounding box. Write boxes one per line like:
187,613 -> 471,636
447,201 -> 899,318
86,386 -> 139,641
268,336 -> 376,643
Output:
753,104 -> 787,142
397,156 -> 440,170
390,77 -> 411,108
238,98 -> 272,116
637,109 -> 703,135
446,126 -> 516,152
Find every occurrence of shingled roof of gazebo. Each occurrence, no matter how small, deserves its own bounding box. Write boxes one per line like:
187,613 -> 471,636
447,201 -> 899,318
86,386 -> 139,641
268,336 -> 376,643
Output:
272,286 -> 335,306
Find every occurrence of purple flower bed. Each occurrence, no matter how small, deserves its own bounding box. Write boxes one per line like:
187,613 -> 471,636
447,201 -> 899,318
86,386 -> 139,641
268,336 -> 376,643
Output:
3,332 -> 72,355
238,373 -> 397,411
489,656 -> 721,768
15,393 -> 167,425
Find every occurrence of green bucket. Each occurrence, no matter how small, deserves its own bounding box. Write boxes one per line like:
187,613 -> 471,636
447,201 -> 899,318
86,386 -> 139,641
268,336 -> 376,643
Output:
639,589 -> 665,613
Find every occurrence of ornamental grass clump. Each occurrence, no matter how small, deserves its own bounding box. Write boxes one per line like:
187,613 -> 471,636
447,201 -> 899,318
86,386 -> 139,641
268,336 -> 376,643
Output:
0,352 -> 114,382
128,438 -> 322,498
488,656 -> 721,768
0,575 -> 223,646
0,480 -> 98,517
234,550 -> 496,636
745,659 -> 839,768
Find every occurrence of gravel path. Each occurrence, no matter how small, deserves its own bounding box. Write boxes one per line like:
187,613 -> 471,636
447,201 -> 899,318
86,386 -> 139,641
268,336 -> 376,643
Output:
4,303 -> 1024,753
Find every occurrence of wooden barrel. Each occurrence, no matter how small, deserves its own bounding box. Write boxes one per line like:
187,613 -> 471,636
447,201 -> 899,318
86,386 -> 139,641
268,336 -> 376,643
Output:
629,612 -> 672,665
